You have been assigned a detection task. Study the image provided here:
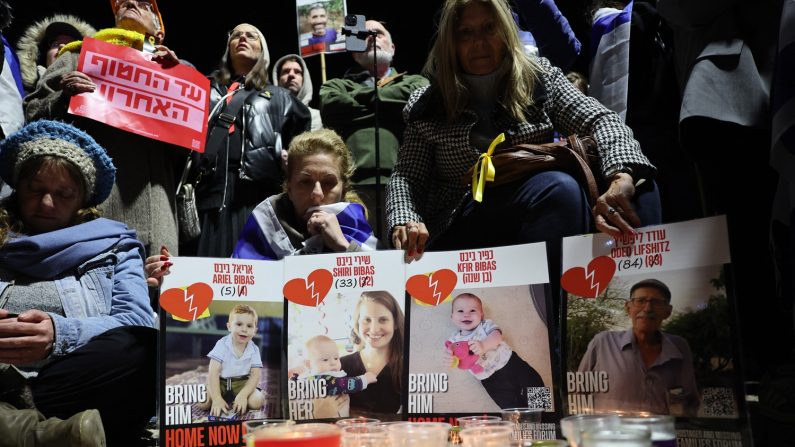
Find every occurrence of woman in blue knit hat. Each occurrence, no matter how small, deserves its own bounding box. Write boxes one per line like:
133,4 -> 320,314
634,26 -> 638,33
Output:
0,120 -> 155,446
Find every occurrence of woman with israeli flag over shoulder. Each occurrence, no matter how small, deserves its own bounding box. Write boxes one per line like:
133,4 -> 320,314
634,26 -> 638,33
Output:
231,129 -> 378,260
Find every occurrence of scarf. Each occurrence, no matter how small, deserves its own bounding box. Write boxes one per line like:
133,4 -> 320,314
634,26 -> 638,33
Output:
58,28 -> 154,57
0,218 -> 141,279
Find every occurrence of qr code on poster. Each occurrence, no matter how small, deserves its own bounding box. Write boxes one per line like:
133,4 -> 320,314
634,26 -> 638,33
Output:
701,387 -> 737,417
526,387 -> 552,410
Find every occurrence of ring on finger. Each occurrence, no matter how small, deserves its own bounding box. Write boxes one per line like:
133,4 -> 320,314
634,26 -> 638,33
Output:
607,207 -> 617,215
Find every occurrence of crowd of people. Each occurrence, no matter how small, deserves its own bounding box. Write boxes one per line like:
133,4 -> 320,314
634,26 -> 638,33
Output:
0,0 -> 791,444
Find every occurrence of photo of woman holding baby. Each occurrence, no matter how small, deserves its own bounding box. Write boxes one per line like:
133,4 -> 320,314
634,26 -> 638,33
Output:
340,291 -> 405,417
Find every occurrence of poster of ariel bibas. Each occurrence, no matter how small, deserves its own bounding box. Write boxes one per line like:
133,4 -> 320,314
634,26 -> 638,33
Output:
562,216 -> 751,445
405,243 -> 559,439
283,250 -> 405,421
158,257 -> 285,447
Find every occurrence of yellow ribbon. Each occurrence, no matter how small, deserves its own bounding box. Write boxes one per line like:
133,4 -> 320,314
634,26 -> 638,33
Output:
471,133 -> 505,202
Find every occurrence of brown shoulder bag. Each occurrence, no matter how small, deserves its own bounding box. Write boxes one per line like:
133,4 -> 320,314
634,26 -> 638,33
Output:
465,135 -> 602,204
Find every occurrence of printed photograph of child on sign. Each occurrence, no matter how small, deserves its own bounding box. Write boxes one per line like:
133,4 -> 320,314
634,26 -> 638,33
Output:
163,299 -> 283,424
297,0 -> 347,57
287,290 -> 405,421
408,285 -> 554,415
567,266 -> 740,419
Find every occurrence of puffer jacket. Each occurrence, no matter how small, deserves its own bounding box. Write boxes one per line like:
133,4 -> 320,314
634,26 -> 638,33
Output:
15,14 -> 95,92
195,79 -> 311,211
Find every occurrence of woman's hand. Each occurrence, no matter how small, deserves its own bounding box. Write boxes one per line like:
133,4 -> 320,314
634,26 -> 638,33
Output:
593,173 -> 641,239
60,71 -> 96,96
145,246 -> 172,288
307,210 -> 349,252
392,221 -> 429,262
0,310 -> 54,364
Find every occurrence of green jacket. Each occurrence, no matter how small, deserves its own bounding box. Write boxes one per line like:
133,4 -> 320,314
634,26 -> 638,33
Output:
320,68 -> 428,185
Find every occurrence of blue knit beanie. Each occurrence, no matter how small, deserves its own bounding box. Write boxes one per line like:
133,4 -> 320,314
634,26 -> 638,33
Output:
0,120 -> 116,206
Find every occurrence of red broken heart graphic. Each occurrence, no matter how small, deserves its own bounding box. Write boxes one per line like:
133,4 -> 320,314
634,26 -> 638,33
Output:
160,282 -> 214,320
283,269 -> 333,307
561,256 -> 616,298
406,269 -> 458,306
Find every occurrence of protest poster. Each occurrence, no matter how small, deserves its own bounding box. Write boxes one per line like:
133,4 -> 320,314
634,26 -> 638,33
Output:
405,243 -> 560,440
70,37 -> 209,152
159,257 -> 284,447
296,0 -> 347,57
284,250 -> 405,421
562,216 -> 752,445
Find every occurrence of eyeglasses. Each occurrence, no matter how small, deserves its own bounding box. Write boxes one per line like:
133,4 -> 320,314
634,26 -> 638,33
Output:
629,297 -> 669,308
115,0 -> 153,12
229,30 -> 260,41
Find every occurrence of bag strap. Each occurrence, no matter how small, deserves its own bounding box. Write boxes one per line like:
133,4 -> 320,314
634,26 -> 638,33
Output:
204,87 -> 258,158
177,156 -> 192,193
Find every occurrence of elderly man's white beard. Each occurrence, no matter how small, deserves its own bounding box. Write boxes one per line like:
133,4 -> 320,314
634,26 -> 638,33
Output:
353,47 -> 394,70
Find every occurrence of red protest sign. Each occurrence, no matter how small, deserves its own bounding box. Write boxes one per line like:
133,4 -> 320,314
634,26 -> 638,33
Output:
69,37 -> 209,152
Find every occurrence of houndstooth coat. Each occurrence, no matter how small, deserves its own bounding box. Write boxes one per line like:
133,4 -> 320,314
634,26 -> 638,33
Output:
386,57 -> 655,241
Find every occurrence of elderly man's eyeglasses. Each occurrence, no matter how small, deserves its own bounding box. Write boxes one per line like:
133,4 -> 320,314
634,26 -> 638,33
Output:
229,30 -> 260,41
115,0 -> 153,12
629,297 -> 669,308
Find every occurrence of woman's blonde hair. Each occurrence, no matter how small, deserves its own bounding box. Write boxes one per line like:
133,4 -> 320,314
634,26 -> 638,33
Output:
0,156 -> 100,246
423,0 -> 541,122
284,129 -> 362,206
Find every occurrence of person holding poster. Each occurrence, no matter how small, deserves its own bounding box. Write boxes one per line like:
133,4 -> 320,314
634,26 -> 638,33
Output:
16,13 -> 96,93
192,23 -> 311,258
577,279 -> 700,416
387,0 -> 660,257
144,129 -> 374,284
0,120 -> 156,446
23,0 -> 183,258
339,291 -> 405,416
231,128 -> 377,260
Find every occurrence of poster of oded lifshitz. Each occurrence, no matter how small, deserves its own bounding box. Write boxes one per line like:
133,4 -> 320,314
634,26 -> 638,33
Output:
562,216 -> 751,446
284,250 -> 405,421
406,243 -> 560,440
159,257 -> 284,447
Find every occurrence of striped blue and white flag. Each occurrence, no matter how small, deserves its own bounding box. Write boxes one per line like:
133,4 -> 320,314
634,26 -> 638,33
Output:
1,35 -> 24,137
589,1 -> 633,121
233,200 -> 378,261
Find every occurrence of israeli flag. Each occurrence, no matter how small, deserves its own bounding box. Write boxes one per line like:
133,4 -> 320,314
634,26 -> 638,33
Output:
589,1 -> 632,121
233,199 -> 378,260
1,35 -> 24,136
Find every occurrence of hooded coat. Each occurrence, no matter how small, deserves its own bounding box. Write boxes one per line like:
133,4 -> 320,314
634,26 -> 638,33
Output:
271,54 -> 322,130
15,14 -> 95,92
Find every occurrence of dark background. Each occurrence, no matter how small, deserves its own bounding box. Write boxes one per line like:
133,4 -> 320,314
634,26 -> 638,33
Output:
6,2 -> 795,441
4,0 -> 593,104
